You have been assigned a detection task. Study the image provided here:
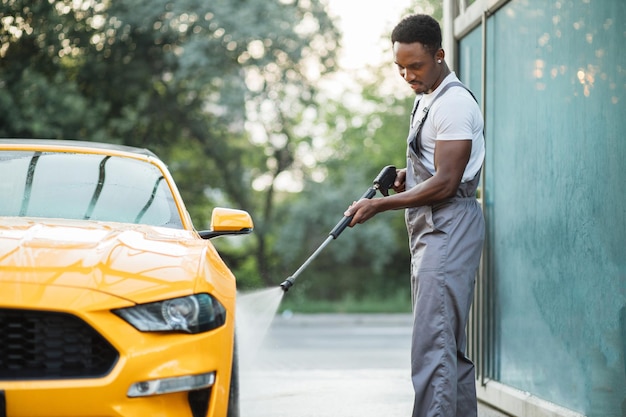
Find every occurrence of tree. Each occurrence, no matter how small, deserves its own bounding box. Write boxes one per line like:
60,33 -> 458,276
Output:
0,0 -> 106,138
267,0 -> 445,304
269,66 -> 414,302
0,0 -> 446,305
1,0 -> 341,288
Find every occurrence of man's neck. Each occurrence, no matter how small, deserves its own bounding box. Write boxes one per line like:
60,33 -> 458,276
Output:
427,65 -> 452,94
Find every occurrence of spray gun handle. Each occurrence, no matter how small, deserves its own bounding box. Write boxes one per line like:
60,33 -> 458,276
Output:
328,165 -> 397,239
373,165 -> 397,196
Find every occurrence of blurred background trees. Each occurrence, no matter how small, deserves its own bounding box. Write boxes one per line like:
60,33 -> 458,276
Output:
0,0 -> 440,311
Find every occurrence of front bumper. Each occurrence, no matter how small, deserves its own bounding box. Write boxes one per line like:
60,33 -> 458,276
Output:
0,284 -> 235,417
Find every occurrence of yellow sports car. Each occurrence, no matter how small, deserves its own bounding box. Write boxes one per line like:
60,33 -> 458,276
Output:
0,139 -> 253,417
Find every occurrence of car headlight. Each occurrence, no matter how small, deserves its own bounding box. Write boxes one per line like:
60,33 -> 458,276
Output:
114,294 -> 226,334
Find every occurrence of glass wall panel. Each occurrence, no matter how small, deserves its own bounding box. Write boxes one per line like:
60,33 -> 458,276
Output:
460,0 -> 626,415
458,27 -> 483,103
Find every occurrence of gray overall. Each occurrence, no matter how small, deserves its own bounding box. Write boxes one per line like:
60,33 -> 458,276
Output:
405,83 -> 485,417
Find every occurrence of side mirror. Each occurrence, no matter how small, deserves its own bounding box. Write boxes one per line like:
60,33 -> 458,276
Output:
198,207 -> 254,239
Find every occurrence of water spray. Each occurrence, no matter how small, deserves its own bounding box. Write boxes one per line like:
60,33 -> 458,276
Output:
280,165 -> 397,292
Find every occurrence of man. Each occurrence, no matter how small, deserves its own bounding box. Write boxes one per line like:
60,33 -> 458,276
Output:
344,14 -> 485,417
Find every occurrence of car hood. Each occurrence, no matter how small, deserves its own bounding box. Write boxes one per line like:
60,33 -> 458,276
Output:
0,217 -> 222,303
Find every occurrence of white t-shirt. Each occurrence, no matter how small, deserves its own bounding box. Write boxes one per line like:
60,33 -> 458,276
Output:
411,72 -> 485,183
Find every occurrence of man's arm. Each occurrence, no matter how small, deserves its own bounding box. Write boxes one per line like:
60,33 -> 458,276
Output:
345,139 -> 471,225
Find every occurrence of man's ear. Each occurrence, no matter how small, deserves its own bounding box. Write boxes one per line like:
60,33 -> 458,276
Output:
436,48 -> 445,62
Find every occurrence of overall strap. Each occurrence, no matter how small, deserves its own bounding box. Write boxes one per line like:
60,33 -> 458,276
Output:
409,81 -> 476,154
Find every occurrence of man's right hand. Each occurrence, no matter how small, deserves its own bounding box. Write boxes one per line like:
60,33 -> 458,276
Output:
393,168 -> 407,193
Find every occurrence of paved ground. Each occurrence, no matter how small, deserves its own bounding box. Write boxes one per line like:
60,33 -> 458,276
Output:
238,313 -> 510,417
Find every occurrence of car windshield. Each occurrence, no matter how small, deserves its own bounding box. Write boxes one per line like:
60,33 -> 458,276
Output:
0,151 -> 183,228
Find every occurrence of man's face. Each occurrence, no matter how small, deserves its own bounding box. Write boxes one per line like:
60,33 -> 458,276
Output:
393,41 -> 441,95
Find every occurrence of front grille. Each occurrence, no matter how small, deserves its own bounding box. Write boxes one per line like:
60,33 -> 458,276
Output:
0,309 -> 119,380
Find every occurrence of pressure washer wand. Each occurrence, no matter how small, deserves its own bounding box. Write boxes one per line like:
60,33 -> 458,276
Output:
280,165 -> 396,292
279,235 -> 334,292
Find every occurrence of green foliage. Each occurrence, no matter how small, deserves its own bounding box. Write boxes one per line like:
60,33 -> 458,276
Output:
1,0 -> 341,285
212,236 -> 264,289
265,0 -> 443,308
1,0 -> 439,310
279,287 -> 412,314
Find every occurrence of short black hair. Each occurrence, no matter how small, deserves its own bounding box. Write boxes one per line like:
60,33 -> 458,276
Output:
391,14 -> 442,56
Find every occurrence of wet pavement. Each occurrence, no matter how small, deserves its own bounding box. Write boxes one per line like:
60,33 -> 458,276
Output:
239,313 -> 510,417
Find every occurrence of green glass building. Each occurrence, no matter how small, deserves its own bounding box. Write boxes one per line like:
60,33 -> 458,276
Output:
445,1 -> 626,416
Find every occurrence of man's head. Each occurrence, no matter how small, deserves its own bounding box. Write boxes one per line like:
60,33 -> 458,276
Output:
391,14 -> 447,95
391,14 -> 442,55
